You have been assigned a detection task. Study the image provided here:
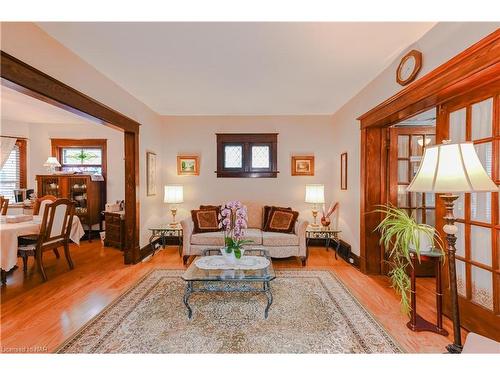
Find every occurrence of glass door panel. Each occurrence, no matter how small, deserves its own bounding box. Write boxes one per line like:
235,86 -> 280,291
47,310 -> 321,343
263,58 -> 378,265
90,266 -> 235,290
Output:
438,88 -> 499,340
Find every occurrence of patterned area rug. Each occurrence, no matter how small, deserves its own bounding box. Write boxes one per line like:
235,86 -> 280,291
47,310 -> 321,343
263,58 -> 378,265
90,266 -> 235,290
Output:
57,269 -> 403,353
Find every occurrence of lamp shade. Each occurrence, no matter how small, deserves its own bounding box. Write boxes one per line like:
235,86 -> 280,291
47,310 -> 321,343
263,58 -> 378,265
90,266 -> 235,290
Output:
43,156 -> 61,167
305,184 -> 325,204
164,185 -> 184,204
407,142 -> 498,193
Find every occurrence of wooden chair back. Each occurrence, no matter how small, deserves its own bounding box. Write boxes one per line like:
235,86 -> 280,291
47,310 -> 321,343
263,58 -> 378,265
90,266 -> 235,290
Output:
33,195 -> 57,215
37,199 -> 75,251
0,197 -> 9,215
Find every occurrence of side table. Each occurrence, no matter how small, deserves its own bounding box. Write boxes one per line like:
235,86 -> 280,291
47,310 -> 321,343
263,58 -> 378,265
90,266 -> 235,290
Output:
306,226 -> 341,259
148,224 -> 183,256
407,248 -> 448,336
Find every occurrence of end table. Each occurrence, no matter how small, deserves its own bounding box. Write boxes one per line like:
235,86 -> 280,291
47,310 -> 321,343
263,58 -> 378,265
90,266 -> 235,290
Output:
407,248 -> 448,336
306,226 -> 341,259
148,224 -> 183,256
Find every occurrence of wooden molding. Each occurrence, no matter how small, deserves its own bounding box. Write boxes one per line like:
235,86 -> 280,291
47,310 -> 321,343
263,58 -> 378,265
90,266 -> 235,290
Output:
358,29 -> 500,128
1,51 -> 141,265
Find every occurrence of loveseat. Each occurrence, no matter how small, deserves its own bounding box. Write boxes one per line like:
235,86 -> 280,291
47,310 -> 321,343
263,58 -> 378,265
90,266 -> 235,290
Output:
180,202 -> 309,265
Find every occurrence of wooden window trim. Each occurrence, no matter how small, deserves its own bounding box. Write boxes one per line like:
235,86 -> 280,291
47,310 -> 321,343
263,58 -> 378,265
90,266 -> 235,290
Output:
216,133 -> 278,178
51,139 -> 107,180
16,139 -> 27,189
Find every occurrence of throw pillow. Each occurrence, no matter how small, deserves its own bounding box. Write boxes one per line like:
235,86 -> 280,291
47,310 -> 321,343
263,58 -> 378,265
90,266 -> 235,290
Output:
262,205 -> 292,229
191,208 -> 220,233
263,207 -> 299,234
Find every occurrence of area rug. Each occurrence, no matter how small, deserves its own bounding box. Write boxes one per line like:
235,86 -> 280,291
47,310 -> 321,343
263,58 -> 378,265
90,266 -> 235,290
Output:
57,269 -> 403,353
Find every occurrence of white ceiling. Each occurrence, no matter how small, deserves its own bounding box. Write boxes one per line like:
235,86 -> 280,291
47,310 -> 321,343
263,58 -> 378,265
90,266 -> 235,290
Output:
38,22 -> 435,116
0,85 -> 93,125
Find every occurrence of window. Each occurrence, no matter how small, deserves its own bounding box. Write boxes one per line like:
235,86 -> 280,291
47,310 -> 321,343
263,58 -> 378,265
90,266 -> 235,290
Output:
0,139 -> 27,200
51,139 -> 107,177
216,133 -> 278,178
61,147 -> 103,174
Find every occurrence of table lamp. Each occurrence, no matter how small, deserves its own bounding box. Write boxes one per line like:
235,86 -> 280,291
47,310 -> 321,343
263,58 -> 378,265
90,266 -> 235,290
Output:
164,185 -> 184,227
43,157 -> 61,174
407,140 -> 498,353
305,184 -> 325,227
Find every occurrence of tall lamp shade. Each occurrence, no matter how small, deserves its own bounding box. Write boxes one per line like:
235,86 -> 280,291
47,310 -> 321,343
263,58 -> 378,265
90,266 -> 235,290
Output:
305,184 -> 325,227
164,185 -> 183,227
407,142 -> 498,193
407,141 -> 498,353
164,185 -> 184,204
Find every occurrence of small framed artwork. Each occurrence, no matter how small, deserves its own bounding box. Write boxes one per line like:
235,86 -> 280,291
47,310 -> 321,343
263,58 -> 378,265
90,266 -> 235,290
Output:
177,155 -> 200,176
146,151 -> 157,196
340,152 -> 348,190
291,156 -> 314,176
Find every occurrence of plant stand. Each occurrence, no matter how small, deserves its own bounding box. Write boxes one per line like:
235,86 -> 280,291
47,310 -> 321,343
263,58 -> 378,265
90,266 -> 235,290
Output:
407,249 -> 448,336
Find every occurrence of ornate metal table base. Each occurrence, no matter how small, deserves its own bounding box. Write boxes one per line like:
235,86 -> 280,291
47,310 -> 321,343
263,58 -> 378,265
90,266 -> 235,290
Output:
148,226 -> 183,257
183,280 -> 273,319
306,228 -> 341,260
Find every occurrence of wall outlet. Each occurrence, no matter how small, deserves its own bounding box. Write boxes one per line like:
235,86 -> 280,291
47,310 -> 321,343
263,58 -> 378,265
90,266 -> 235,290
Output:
348,258 -> 354,264
154,243 -> 161,250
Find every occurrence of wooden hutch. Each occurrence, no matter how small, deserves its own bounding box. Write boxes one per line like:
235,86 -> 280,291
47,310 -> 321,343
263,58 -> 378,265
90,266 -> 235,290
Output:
36,174 -> 104,240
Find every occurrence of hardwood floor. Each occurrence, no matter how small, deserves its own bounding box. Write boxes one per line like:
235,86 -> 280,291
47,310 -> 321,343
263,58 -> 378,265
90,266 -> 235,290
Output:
0,241 -> 464,353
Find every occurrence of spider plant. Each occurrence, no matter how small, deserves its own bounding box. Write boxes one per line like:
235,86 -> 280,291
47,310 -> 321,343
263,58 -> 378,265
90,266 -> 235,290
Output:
374,204 -> 444,315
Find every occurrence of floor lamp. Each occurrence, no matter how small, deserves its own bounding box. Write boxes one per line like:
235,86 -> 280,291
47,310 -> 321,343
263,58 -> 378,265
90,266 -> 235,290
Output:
407,141 -> 498,353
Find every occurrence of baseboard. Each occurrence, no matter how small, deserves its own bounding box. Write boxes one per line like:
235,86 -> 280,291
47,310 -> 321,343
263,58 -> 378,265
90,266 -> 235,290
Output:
346,251 -> 360,268
139,238 -> 162,260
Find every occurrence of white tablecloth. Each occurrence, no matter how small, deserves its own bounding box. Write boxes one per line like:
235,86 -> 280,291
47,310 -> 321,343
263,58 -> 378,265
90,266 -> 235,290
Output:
0,215 -> 85,271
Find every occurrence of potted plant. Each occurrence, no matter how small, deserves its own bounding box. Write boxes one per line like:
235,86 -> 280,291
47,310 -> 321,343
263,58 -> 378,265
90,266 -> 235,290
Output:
219,200 -> 253,262
375,204 -> 444,315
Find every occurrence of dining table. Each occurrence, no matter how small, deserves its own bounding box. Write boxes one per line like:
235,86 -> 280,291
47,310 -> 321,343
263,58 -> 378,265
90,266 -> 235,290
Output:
0,215 -> 85,280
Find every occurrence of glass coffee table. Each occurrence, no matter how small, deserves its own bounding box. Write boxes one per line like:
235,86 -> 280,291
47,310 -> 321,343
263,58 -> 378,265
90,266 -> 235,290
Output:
181,249 -> 275,319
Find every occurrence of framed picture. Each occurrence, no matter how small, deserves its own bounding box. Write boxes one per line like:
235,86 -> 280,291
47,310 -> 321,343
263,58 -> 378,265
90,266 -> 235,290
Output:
291,156 -> 314,176
340,152 -> 348,190
146,151 -> 157,196
177,155 -> 200,176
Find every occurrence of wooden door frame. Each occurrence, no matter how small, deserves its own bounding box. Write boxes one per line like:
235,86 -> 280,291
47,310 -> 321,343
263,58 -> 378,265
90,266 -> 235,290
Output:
0,51 -> 141,264
357,29 -> 500,274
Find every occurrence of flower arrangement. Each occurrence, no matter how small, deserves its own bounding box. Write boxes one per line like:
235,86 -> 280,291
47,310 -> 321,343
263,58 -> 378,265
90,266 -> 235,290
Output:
219,200 -> 253,259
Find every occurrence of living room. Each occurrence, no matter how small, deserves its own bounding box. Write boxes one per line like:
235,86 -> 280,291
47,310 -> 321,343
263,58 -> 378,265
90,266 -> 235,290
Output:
0,1 -> 499,374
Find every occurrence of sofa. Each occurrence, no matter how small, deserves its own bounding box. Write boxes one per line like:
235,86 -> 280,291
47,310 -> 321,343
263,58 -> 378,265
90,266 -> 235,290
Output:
180,202 -> 309,265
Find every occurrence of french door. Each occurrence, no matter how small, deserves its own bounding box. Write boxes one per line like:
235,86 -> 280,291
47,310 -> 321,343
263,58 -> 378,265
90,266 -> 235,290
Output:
388,126 -> 436,276
437,83 -> 499,340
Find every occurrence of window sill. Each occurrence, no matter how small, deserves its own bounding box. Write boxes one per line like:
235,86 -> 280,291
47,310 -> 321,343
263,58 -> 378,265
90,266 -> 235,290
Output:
215,171 -> 279,178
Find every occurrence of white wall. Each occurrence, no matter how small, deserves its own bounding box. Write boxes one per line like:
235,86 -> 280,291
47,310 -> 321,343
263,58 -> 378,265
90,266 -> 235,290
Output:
162,115 -> 336,225
330,22 -> 500,255
1,22 -> 166,247
1,119 -> 125,206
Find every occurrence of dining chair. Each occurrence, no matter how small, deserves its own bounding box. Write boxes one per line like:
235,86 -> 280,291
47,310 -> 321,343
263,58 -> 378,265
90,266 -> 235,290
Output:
17,199 -> 76,281
33,195 -> 57,215
20,195 -> 61,260
1,197 -> 9,215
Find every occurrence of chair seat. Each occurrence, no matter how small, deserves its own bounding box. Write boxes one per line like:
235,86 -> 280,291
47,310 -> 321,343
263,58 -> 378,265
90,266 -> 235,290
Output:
18,244 -> 36,256
18,234 -> 39,245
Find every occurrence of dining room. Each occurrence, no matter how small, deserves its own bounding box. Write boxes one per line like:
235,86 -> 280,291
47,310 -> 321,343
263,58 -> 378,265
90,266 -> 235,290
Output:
0,82 -> 125,290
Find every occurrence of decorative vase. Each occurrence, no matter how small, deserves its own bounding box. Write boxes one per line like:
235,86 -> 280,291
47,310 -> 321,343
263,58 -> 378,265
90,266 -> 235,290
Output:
321,216 -> 331,228
220,247 -> 245,265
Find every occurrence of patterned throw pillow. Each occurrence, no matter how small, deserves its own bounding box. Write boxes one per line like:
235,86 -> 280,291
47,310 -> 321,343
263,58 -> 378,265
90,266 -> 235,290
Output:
191,208 -> 220,233
263,207 -> 299,234
262,205 -> 291,229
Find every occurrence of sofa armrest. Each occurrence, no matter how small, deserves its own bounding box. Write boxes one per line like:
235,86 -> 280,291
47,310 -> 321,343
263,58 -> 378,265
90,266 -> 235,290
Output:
295,218 -> 309,237
295,218 -> 309,258
180,218 -> 194,256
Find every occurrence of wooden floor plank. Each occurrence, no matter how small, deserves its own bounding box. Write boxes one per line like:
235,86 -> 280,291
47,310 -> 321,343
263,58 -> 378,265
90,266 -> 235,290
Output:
0,242 -> 463,353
